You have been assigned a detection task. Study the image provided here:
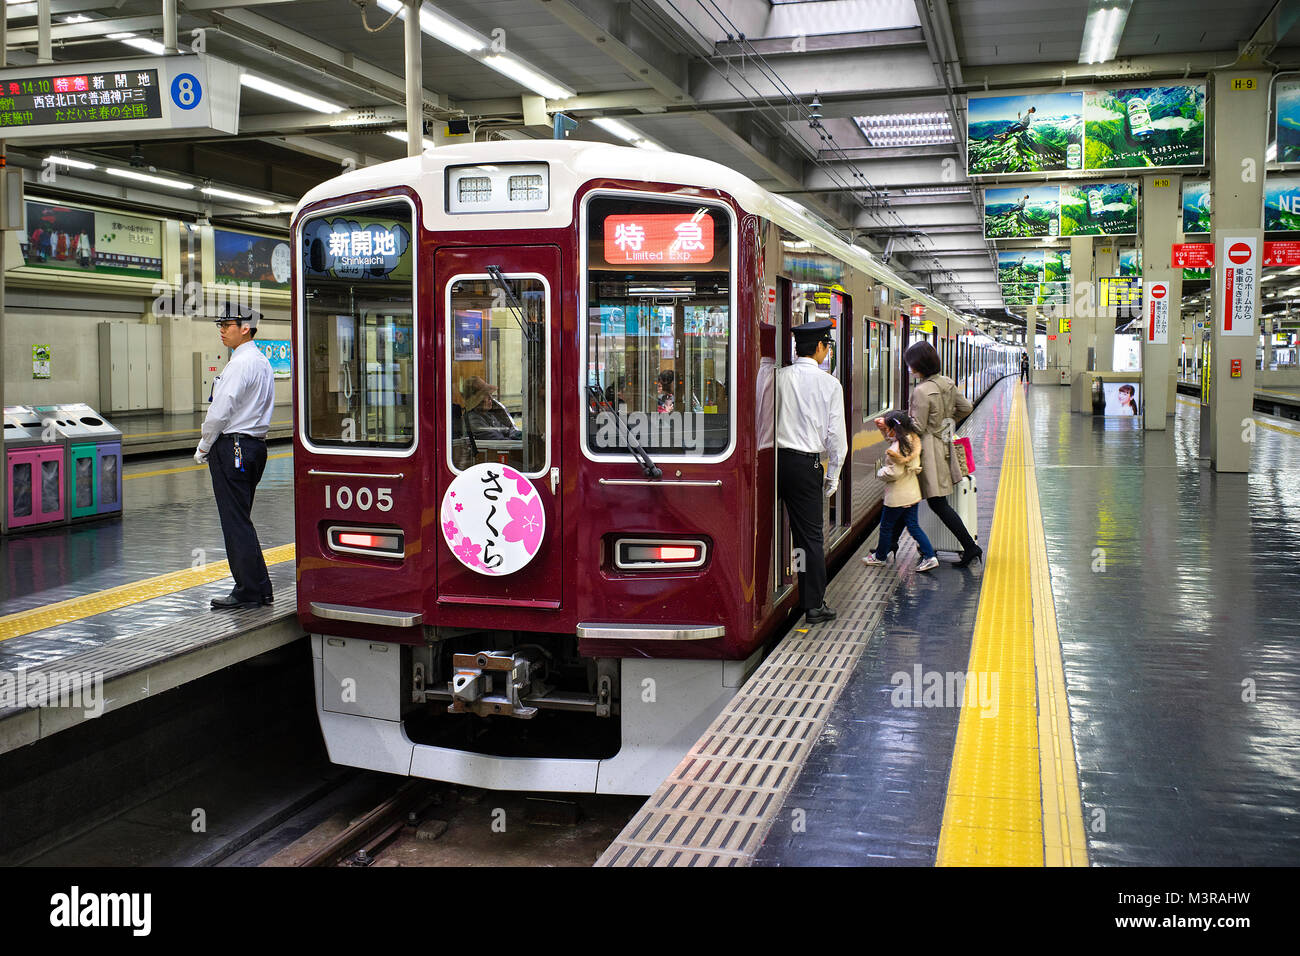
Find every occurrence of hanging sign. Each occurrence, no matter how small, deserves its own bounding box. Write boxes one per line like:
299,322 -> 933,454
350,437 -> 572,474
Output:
440,462 -> 545,576
1220,236 -> 1257,336
1146,281 -> 1169,344
0,54 -> 239,144
1171,242 -> 1214,269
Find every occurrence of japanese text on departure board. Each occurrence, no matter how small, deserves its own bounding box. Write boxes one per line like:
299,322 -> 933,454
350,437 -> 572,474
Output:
0,69 -> 162,129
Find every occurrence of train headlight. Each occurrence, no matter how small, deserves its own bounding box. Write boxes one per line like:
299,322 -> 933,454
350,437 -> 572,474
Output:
446,162 -> 549,213
614,538 -> 708,570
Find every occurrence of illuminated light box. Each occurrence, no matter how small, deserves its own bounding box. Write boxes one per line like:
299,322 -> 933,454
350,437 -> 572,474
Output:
0,54 -> 239,145
603,213 -> 715,265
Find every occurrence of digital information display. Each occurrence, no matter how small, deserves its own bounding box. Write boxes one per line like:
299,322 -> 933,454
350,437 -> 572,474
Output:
0,69 -> 162,130
603,214 -> 715,265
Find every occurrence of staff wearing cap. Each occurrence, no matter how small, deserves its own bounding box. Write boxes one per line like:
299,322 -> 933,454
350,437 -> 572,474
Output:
776,320 -> 847,625
195,307 -> 276,610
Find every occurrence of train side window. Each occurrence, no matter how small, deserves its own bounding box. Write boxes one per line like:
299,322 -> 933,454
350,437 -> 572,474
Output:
584,195 -> 732,457
448,275 -> 548,476
300,200 -> 415,450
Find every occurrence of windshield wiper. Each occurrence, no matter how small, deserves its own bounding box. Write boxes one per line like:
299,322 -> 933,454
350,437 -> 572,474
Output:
587,384 -> 662,479
485,266 -> 538,344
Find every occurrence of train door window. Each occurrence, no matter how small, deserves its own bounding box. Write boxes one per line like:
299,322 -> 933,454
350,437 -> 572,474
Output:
880,323 -> 892,411
584,195 -> 732,457
300,199 -> 416,451
865,320 -> 879,420
448,275 -> 548,475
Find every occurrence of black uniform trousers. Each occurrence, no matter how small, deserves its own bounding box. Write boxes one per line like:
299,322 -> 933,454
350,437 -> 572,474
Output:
208,433 -> 272,603
777,448 -> 827,610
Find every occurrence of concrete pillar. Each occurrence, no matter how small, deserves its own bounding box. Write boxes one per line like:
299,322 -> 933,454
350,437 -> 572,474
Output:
1140,173 -> 1182,428
1069,237 -> 1095,409
405,0 -> 423,158
1208,68 -> 1268,473
1094,242 -> 1118,371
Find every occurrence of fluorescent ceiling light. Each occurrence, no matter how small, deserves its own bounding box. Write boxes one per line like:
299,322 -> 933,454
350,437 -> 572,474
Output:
483,55 -> 572,101
106,167 -> 194,190
240,72 -> 343,114
591,116 -> 665,151
61,14 -> 90,23
386,129 -> 437,151
1079,1 -> 1133,65
854,111 -> 954,147
44,155 -> 95,170
201,186 -> 276,207
375,0 -> 487,53
107,32 -> 167,56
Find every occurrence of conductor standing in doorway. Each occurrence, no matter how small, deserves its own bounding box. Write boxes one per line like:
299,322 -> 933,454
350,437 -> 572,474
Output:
777,320 -> 848,624
195,305 -> 276,610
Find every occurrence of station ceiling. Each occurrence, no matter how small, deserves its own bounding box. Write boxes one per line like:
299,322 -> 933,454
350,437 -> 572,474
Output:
3,0 -> 1297,324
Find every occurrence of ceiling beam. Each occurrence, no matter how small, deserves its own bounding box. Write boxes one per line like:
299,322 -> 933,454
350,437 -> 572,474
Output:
689,47 -> 940,107
712,27 -> 927,58
803,154 -> 965,191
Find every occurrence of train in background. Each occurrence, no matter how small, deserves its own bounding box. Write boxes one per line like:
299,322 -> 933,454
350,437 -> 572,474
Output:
291,139 -> 1018,794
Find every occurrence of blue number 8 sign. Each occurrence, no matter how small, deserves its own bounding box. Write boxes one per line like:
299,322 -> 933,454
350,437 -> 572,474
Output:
171,73 -> 202,111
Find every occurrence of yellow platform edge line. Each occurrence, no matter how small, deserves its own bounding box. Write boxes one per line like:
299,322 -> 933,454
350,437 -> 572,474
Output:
126,452 -> 292,481
1022,393 -> 1090,867
937,386 -> 1043,866
124,418 -> 293,440
0,543 -> 296,643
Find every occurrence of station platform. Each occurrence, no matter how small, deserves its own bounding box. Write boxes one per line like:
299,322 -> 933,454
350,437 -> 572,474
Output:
0,447 -> 301,755
599,376 -> 1300,866
117,405 -> 294,458
1177,378 -> 1300,420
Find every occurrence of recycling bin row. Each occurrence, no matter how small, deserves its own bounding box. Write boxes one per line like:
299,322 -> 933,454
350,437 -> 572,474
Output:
3,404 -> 123,534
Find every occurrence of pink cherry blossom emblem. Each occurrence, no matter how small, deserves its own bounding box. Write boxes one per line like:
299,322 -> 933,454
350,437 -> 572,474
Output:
500,467 -> 534,497
442,519 -> 459,540
454,502 -> 463,512
501,494 -> 544,555
453,535 -> 482,566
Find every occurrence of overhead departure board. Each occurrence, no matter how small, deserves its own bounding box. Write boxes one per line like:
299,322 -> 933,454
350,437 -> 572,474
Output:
0,55 -> 239,144
0,69 -> 163,130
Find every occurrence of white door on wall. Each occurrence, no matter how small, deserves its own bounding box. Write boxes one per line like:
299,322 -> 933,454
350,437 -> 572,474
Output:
145,325 -> 163,408
127,324 -> 147,410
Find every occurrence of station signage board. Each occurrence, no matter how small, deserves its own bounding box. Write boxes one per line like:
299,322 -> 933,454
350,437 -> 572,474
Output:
1262,241 -> 1300,266
1219,236 -> 1258,336
0,54 -> 239,144
1172,242 -> 1214,269
1146,281 -> 1170,344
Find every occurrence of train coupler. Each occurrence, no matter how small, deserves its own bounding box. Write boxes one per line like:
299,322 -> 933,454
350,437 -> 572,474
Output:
448,650 -> 540,719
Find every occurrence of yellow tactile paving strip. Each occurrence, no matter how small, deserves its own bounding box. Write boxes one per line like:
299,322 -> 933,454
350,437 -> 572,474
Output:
936,386 -> 1086,866
0,543 -> 296,643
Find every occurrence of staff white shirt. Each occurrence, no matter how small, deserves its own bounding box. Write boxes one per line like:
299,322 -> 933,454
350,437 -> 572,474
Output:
199,340 -> 275,453
776,356 -> 848,482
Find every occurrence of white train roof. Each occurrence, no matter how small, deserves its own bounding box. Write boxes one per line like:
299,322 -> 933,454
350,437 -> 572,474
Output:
295,138 -> 969,326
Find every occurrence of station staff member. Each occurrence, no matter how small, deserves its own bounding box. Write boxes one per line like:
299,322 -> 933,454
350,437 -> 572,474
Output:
195,305 -> 276,610
776,320 -> 848,624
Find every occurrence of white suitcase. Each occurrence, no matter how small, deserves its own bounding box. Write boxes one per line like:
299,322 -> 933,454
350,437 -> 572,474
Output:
918,475 -> 978,555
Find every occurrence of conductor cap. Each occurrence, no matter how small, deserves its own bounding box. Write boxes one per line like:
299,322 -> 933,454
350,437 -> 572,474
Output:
219,303 -> 262,329
791,319 -> 834,343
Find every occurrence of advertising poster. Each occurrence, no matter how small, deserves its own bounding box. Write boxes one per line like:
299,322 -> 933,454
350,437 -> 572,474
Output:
1038,282 -> 1070,303
1044,248 -> 1071,281
254,339 -> 291,379
300,215 -> 413,281
1119,248 -> 1142,277
1083,85 -> 1206,170
215,229 -> 291,290
967,91 -> 1083,175
1099,381 -> 1141,416
21,199 -> 162,276
1182,180 -> 1211,233
1263,175 -> 1300,231
1059,181 -> 1139,236
454,310 -> 483,360
32,344 -> 50,379
1277,79 -> 1300,164
983,185 -> 1060,239
998,249 -> 1044,284
1001,282 -> 1037,306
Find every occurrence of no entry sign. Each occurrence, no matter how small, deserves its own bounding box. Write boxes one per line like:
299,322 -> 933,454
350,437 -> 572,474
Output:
1146,280 -> 1169,344
1220,235 -> 1257,336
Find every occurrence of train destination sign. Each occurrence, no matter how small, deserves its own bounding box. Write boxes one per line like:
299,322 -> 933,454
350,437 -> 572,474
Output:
603,213 -> 714,265
0,68 -> 162,130
0,54 -> 239,144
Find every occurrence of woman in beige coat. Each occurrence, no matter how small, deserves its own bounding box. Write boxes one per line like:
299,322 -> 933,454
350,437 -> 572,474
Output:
877,340 -> 980,567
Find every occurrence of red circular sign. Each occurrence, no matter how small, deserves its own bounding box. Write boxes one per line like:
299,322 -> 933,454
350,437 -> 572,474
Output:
1151,285 -> 1167,299
1228,242 -> 1252,264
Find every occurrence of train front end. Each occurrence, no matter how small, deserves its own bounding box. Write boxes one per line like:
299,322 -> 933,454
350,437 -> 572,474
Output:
291,142 -> 764,795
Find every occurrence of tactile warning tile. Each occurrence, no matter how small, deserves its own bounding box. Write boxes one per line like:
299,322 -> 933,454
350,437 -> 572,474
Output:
0,544 -> 296,643
596,545 -> 911,868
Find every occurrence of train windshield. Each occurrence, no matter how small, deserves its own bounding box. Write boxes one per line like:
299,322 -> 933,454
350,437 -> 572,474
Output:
299,200 -> 416,450
585,196 -> 731,457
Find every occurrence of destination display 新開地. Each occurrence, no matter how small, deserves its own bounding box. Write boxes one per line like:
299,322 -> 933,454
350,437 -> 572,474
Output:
0,68 -> 162,129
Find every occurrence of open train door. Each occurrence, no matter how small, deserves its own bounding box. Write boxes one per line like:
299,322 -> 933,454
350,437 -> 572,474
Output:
433,246 -> 563,609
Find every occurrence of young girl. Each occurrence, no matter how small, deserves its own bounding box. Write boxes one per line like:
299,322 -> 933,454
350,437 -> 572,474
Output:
864,410 -> 939,572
